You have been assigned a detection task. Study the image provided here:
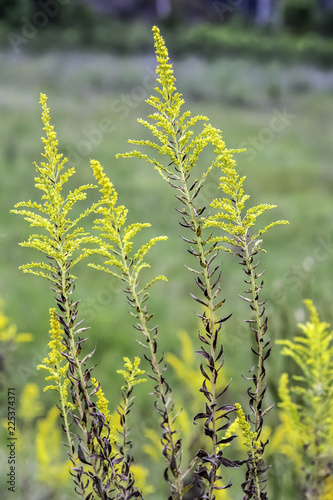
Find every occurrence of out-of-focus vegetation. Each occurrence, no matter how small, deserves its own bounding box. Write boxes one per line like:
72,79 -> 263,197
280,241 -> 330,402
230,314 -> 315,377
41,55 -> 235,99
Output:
1,0 -> 333,64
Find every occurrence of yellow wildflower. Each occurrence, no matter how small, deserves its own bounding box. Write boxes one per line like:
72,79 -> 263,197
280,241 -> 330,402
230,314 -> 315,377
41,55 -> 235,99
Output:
37,309 -> 74,417
90,159 -> 116,203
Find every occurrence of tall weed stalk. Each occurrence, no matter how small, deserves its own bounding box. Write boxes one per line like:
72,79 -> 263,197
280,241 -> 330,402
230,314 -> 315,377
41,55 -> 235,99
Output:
12,26 -> 289,500
12,95 -> 146,499
118,26 -> 288,499
275,300 -> 333,499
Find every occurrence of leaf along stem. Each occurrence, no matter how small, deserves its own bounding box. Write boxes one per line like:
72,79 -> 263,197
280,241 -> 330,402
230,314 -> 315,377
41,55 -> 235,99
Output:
164,118 -> 238,499
229,235 -> 270,499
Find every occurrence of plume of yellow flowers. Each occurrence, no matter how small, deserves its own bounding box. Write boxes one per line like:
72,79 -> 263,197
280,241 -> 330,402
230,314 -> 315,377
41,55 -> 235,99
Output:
90,159 -> 168,290
203,133 -> 289,253
37,309 -> 74,453
11,93 -> 101,280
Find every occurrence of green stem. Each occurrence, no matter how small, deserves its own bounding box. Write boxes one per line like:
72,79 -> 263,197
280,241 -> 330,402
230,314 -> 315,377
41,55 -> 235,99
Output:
172,128 -> 219,499
58,259 -> 108,499
231,198 -> 266,441
60,265 -> 89,424
123,257 -> 183,500
244,243 -> 265,438
56,365 -> 73,454
137,290 -> 183,499
116,391 -> 142,499
229,200 -> 266,499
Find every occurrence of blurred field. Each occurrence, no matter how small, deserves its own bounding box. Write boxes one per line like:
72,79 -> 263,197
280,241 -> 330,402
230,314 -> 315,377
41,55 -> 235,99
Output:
1,49 -> 333,498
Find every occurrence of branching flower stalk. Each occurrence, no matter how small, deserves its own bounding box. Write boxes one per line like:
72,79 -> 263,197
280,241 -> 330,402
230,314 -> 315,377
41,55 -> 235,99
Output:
12,94 -> 143,500
204,142 -> 289,499
117,26 -> 243,499
11,93 -> 99,498
90,160 -> 188,499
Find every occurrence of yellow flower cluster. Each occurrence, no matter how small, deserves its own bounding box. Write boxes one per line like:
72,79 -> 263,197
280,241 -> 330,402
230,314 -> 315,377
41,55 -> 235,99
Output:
117,356 -> 146,391
37,309 -> 74,410
152,25 -> 177,112
130,464 -> 155,496
90,160 -> 168,290
38,92 -> 66,182
234,403 -> 260,454
165,330 -> 205,397
218,417 -> 240,452
17,383 -> 72,492
19,383 -> 43,423
91,377 -> 116,441
12,94 -> 101,280
90,159 -> 116,205
117,26 -> 219,186
321,476 -> 333,499
204,133 -> 288,254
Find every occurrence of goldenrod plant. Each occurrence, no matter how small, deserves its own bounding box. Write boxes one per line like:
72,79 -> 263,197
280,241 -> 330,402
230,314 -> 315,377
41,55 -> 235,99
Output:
11,25 -> 292,500
12,95 -> 149,499
145,332 -> 263,500
6,377 -> 151,500
118,26 -> 244,499
118,25 -> 287,499
275,300 -> 333,499
88,159 -> 190,499
203,148 -> 288,497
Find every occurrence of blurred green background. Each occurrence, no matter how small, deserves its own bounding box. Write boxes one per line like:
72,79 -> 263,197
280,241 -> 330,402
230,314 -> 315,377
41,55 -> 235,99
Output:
1,1 -> 333,499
